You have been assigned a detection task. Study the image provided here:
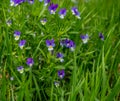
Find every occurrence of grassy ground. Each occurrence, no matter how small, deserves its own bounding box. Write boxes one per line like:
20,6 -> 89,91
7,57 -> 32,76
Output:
0,0 -> 120,101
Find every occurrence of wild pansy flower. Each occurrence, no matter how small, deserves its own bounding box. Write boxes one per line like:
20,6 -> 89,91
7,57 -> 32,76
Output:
10,0 -> 25,6
64,39 -> 70,48
80,34 -> 89,44
54,81 -> 60,87
59,8 -> 67,19
58,69 -> 65,79
57,52 -> 64,62
69,40 -> 76,51
28,0 -> 34,4
71,7 -> 81,19
19,40 -> 26,49
65,39 -> 76,51
46,39 -> 55,51
26,58 -> 34,67
99,33 -> 104,41
48,3 -> 58,14
40,18 -> 47,25
17,66 -> 24,73
14,30 -> 21,40
44,0 -> 50,6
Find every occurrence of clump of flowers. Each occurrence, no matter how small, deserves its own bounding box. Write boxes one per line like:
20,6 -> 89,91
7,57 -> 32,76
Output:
71,7 -> 81,19
56,52 -> 64,62
17,66 -> 24,73
48,3 -> 58,14
19,40 -> 26,49
58,69 -> 65,79
40,18 -> 47,25
26,58 -> 34,67
60,39 -> 75,51
80,34 -> 89,44
14,30 -> 21,40
46,39 -> 55,51
99,33 -> 104,41
59,8 -> 67,19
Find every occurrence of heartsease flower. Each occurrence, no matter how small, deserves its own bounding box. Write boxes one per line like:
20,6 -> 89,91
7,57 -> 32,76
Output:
46,39 -> 55,51
44,0 -> 50,6
17,66 -> 24,73
58,69 -> 65,79
99,33 -> 104,41
65,39 -> 76,51
48,3 -> 58,14
14,30 -> 21,40
10,0 -> 25,6
28,0 -> 34,4
40,18 -> 47,25
26,58 -> 34,67
80,34 -> 89,44
60,39 -> 76,51
19,40 -> 26,49
56,52 -> 64,62
68,40 -> 76,51
59,8 -> 67,19
71,7 -> 81,19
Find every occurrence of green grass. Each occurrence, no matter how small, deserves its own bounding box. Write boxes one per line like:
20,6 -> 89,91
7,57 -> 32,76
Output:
0,0 -> 120,101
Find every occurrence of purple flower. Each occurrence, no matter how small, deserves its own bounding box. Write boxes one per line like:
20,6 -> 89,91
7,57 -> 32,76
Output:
44,0 -> 50,6
40,18 -> 47,25
10,0 -> 25,6
60,39 -> 75,51
99,33 -> 104,41
71,7 -> 81,19
59,8 -> 67,19
57,52 -> 64,62
17,66 -> 24,73
26,58 -> 34,67
14,30 -> 21,40
68,40 -> 76,51
64,39 -> 70,48
46,39 -> 55,51
80,34 -> 89,44
19,40 -> 26,49
65,39 -> 76,51
48,3 -> 58,14
58,69 -> 65,79
28,0 -> 34,4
